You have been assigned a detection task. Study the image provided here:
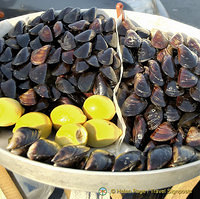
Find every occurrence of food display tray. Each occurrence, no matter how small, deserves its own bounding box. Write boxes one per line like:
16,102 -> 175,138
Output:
0,9 -> 200,192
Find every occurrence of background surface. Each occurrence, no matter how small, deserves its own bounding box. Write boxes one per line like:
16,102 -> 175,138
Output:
160,0 -> 200,28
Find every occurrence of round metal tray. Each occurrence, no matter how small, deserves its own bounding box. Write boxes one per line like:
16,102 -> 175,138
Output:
0,9 -> 200,192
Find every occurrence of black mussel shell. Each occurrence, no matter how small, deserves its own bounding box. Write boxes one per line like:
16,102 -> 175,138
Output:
136,27 -> 150,39
116,83 -> 130,108
93,73 -> 113,98
104,17 -> 116,32
170,33 -> 184,49
8,20 -> 25,37
51,86 -> 61,102
104,32 -> 117,48
176,94 -> 197,112
86,55 -> 100,67
150,122 -> 177,142
186,36 -> 200,56
55,77 -> 76,94
78,72 -> 96,93
89,18 -> 102,33
57,7 -> 73,21
5,38 -> 20,50
29,63 -> 47,84
29,23 -> 44,36
171,145 -> 198,167
1,62 -> 13,79
1,79 -> 16,98
151,30 -> 168,49
75,29 -> 96,43
47,47 -> 61,64
0,38 -> 5,54
138,39 -> 156,62
121,45 -> 135,64
147,145 -> 172,170
34,84 -> 51,98
13,62 -> 32,81
18,80 -> 31,90
157,45 -> 173,63
7,127 -> 40,155
19,88 -> 37,106
112,151 -> 142,172
28,16 -> 41,27
99,66 -> 118,84
178,112 -> 199,128
186,127 -> 200,147
69,20 -> 90,31
63,8 -> 80,24
41,8 -> 55,22
150,85 -> 166,107
82,7 -> 96,22
189,79 -> 200,102
62,50 -> 74,64
132,115 -> 147,150
0,47 -> 13,63
122,63 -> 144,79
33,98 -> 49,112
194,59 -> 200,75
53,21 -> 64,38
72,60 -> 89,73
31,45 -> 51,65
143,141 -> 156,155
165,104 -> 181,122
97,48 -> 114,65
162,54 -> 176,78
124,29 -> 141,48
16,33 -> 30,48
113,53 -> 121,69
144,104 -> 163,131
52,62 -> 70,76
60,31 -> 76,51
121,93 -> 148,117
52,145 -> 90,167
95,34 -> 108,51
30,36 -> 42,50
134,73 -> 151,98
27,139 -> 60,161
178,44 -> 198,69
12,47 -> 31,66
85,149 -> 115,171
38,25 -> 53,42
165,80 -> 184,97
74,42 -> 92,59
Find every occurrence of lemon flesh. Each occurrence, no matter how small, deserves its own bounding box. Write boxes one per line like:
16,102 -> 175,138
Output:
83,119 -> 122,147
13,112 -> 52,138
0,97 -> 24,127
55,123 -> 88,146
50,104 -> 87,129
83,95 -> 116,120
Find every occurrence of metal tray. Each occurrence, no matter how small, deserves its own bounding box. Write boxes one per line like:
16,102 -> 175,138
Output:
0,9 -> 200,192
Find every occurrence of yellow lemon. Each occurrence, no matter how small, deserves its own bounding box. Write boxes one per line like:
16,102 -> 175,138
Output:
83,95 -> 116,120
50,104 -> 87,129
0,97 -> 24,127
55,123 -> 88,146
13,112 -> 52,138
83,119 -> 122,147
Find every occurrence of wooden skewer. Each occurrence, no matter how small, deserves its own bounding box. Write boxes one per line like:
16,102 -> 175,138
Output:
0,165 -> 23,199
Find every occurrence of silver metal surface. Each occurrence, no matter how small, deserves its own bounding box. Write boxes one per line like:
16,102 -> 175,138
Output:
0,10 -> 200,193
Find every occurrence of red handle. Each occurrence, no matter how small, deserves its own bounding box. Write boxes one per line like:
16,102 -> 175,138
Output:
116,2 -> 124,21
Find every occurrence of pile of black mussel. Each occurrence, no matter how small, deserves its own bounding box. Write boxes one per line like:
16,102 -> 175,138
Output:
0,7 -> 120,111
2,7 -> 200,171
